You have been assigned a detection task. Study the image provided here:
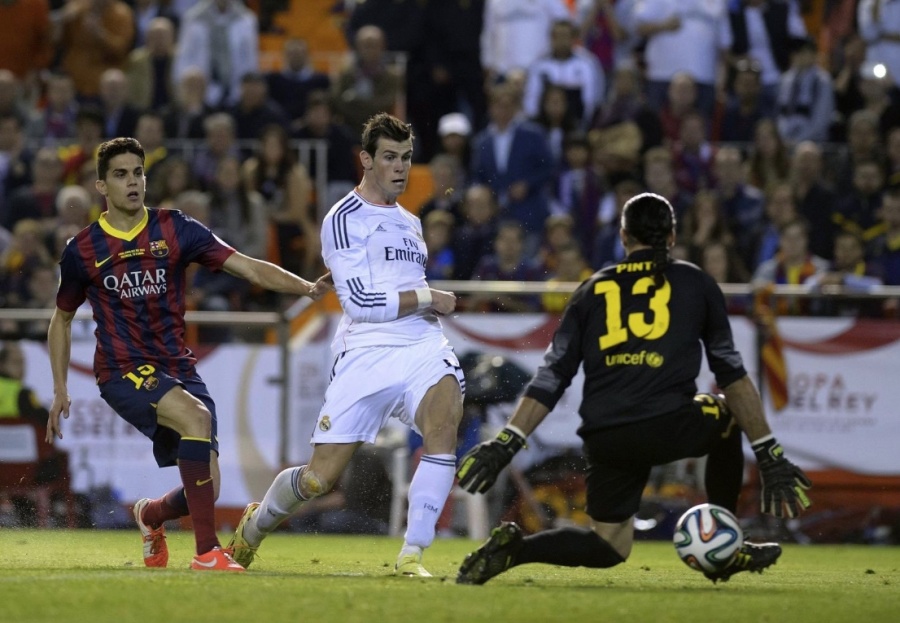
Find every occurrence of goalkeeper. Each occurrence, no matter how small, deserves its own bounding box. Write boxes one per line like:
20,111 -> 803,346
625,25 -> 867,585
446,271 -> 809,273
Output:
456,193 -> 811,585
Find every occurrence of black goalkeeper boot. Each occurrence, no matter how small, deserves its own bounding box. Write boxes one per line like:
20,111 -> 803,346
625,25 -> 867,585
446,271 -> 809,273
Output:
704,542 -> 782,584
457,522 -> 524,585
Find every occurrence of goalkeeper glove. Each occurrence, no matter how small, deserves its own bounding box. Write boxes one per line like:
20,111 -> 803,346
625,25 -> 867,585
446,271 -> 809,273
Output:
752,435 -> 812,518
456,426 -> 527,494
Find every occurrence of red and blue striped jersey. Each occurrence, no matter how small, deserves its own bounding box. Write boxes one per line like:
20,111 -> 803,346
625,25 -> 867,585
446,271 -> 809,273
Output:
56,208 -> 235,383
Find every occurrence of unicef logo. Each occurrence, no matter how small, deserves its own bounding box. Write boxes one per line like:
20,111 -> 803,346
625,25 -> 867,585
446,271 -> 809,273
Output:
646,352 -> 664,368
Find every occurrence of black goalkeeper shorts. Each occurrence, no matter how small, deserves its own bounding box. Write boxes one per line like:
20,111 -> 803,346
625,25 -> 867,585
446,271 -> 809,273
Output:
581,394 -> 738,524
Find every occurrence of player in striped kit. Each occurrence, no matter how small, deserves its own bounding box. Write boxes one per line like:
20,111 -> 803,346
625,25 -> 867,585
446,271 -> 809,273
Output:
229,113 -> 465,577
47,137 -> 330,572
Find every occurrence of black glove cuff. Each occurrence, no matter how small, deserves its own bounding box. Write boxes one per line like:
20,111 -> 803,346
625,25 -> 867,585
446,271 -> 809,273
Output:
752,435 -> 783,466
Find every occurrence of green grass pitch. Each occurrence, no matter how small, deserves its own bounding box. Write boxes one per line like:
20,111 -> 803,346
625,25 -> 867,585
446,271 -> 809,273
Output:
1,530 -> 898,623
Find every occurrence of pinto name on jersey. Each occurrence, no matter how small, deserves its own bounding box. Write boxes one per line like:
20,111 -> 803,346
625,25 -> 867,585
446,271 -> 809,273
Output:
103,268 -> 168,299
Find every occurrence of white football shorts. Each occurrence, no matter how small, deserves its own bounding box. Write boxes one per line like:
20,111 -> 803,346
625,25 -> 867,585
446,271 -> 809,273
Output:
311,336 -> 465,444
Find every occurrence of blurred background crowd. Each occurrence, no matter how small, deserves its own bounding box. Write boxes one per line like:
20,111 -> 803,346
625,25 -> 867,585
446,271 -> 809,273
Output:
1,0 -> 899,337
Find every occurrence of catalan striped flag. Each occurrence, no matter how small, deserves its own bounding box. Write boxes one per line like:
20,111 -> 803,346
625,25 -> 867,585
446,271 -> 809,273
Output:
754,286 -> 789,411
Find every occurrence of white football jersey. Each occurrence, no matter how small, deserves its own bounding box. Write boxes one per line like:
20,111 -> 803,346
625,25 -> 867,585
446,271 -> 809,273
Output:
321,189 -> 443,353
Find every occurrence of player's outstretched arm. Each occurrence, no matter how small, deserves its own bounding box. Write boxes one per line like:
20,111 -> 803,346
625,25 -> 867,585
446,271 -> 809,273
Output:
722,375 -> 812,518
222,252 -> 331,299
457,396 -> 550,494
47,307 -> 75,443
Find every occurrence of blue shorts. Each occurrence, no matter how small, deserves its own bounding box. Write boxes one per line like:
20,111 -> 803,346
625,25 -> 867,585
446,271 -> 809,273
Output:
99,370 -> 219,468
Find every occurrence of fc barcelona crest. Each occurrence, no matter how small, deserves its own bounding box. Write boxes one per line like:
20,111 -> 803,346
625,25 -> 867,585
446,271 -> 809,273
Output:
149,240 -> 169,258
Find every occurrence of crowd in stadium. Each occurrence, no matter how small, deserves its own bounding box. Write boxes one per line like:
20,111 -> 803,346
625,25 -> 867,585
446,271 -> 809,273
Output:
0,0 -> 899,337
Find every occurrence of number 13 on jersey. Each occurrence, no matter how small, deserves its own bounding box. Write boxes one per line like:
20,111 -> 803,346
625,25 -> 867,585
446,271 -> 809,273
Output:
594,277 -> 671,350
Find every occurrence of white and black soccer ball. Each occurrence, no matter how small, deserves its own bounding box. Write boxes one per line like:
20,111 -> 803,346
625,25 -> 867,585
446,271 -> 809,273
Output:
673,503 -> 743,573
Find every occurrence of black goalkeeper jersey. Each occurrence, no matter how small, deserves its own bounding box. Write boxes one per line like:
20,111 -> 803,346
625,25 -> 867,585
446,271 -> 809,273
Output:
524,249 -> 747,437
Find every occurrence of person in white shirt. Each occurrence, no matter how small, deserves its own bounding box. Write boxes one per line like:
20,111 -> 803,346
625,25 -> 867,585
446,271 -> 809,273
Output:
634,0 -> 731,117
858,0 -> 900,92
482,0 -> 572,81
227,113 -> 465,577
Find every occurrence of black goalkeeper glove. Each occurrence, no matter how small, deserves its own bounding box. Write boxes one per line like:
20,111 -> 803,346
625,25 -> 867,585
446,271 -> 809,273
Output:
752,435 -> 812,518
456,426 -> 527,494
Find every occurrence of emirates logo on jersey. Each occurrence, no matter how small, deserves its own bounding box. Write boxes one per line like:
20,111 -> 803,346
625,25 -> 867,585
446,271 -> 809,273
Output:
150,240 -> 169,258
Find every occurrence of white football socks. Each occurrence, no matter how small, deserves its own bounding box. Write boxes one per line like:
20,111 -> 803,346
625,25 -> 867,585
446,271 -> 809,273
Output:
246,466 -> 307,544
403,454 -> 456,550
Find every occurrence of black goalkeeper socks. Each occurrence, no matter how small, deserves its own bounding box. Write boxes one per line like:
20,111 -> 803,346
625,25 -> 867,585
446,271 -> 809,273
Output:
516,527 -> 625,568
704,425 -> 745,513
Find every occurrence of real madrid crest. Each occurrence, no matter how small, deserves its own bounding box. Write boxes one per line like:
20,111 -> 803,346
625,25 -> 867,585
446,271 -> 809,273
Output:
319,415 -> 331,431
150,239 -> 169,258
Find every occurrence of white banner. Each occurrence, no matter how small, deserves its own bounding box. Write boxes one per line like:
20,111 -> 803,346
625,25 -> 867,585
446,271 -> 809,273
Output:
20,341 -> 283,505
16,314 -> 900,510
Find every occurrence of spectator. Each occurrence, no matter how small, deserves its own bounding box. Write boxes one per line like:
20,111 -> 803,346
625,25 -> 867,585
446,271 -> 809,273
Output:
857,61 -> 900,138
98,68 -> 141,139
332,25 -> 403,134
634,0 -> 730,117
756,181 -> 799,267
160,67 -> 213,141
531,83 -> 579,171
541,242 -> 591,313
592,176 -> 642,268
752,217 -> 829,314
266,37 -> 330,125
133,112 -> 169,176
191,112 -> 240,191
888,127 -> 900,177
658,72 -> 700,145
858,0 -> 900,93
471,220 -> 545,312
125,16 -> 176,112
242,124 -> 318,276
54,184 -> 93,230
418,154 -> 463,226
59,106 -> 104,186
0,114 -> 32,204
291,90 -> 360,217
229,72 -> 288,141
718,59 -> 767,142
452,184 -> 498,280
832,32 -> 867,128
831,109 -> 884,197
148,155 -> 197,208
806,231 -> 884,317
539,213 -> 579,274
641,146 -> 691,221
207,155 -> 268,260
28,72 -> 79,145
481,0 -> 570,82
0,71 -> 30,126
131,0 -> 179,48
701,240 -> 752,312
790,141 -> 836,261
0,0 -> 53,91
776,36 -> 834,144
423,210 -> 455,282
726,0 -> 808,116
0,218 -> 53,308
555,130 -> 604,259
523,19 -> 605,130
832,158 -> 885,242
680,190 -> 742,274
471,82 -> 554,248
671,112 -> 715,197
746,117 -> 790,192
174,0 -> 259,108
867,184 -> 900,286
435,112 -> 473,177
714,145 -> 764,270
578,0 -> 640,74
57,0 -> 135,99
2,147 -> 62,232
595,64 -> 662,150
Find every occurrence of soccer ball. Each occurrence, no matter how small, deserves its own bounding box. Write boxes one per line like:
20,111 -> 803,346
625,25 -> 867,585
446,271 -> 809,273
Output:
673,503 -> 743,573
